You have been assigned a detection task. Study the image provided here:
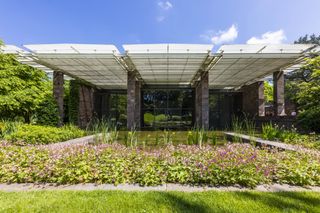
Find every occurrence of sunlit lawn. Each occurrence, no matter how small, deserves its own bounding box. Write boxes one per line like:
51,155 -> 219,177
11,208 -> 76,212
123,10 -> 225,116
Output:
0,191 -> 319,213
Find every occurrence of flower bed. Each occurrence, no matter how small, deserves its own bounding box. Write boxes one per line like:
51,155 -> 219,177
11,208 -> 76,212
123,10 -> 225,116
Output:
0,143 -> 319,187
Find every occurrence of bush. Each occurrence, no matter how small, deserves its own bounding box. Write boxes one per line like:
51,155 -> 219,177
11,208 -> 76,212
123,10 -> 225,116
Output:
1,122 -> 86,145
261,123 -> 320,149
297,106 -> 320,133
0,143 -> 319,187
34,95 -> 60,126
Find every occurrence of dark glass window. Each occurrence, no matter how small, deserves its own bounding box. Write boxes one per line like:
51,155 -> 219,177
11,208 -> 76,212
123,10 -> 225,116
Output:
142,88 -> 194,130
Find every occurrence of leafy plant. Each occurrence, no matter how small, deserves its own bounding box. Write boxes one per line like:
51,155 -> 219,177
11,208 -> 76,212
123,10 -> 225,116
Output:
1,122 -> 86,145
0,143 -> 319,187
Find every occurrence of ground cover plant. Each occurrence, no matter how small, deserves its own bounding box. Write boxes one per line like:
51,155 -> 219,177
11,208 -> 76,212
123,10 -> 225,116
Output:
0,121 -> 86,145
0,191 -> 319,213
0,142 -> 319,187
261,123 -> 320,150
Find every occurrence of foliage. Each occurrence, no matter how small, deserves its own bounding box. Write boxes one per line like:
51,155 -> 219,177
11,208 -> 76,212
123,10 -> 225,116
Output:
68,80 -> 80,124
187,128 -> 209,147
295,56 -> 320,132
0,143 -> 319,187
0,51 -> 50,122
89,119 -> 119,144
261,123 -> 320,149
264,81 -> 273,103
285,34 -> 320,116
231,115 -> 256,143
0,121 -> 86,145
126,129 -> 138,148
294,34 -> 320,45
160,129 -> 175,145
33,86 -> 60,126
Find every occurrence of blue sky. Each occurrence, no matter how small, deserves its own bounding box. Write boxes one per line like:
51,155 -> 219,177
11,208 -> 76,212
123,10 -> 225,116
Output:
1,0 -> 319,51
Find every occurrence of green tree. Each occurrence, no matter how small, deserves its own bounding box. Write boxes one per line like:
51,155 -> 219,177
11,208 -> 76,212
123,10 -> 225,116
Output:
295,56 -> 320,132
294,34 -> 320,45
264,81 -> 273,103
0,42 -> 53,122
285,34 -> 320,108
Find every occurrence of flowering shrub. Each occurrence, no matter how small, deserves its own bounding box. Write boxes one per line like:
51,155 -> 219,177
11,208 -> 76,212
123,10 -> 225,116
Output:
0,143 -> 319,187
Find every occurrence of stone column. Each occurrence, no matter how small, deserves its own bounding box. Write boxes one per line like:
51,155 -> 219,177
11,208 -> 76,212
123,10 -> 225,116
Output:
195,72 -> 209,129
241,81 -> 265,117
273,71 -> 286,116
127,72 -> 141,130
195,81 -> 202,127
201,72 -> 209,129
53,71 -> 64,126
78,84 -> 94,128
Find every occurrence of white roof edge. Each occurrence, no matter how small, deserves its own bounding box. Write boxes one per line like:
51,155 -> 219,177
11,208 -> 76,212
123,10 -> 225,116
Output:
24,43 -> 121,54
217,44 -> 316,54
123,43 -> 213,54
0,45 -> 28,54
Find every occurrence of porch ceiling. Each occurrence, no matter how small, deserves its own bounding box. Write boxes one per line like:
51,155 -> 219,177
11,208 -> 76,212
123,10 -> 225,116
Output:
208,44 -> 315,88
23,44 -> 128,89
1,43 -> 318,89
122,44 -> 213,85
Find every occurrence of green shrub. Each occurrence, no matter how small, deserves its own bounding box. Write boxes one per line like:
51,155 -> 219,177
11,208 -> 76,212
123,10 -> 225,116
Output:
2,123 -> 86,145
297,106 -> 320,133
34,95 -> 60,126
261,123 -> 320,149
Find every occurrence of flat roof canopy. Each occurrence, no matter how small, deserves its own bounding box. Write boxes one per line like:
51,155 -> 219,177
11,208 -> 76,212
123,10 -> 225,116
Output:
1,43 -> 318,89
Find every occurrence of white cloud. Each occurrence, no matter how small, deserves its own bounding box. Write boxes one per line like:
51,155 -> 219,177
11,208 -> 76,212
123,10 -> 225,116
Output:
201,25 -> 238,45
247,30 -> 286,44
158,1 -> 173,10
156,16 -> 165,22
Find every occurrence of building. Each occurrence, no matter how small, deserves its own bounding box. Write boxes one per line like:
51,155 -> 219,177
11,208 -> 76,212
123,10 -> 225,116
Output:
2,43 -> 319,129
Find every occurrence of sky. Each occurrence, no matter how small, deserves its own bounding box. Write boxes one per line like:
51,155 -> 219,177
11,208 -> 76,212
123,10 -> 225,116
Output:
1,0 -> 320,51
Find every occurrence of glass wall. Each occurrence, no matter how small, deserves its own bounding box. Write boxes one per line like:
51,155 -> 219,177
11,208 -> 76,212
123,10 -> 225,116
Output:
142,89 -> 194,129
209,91 -> 242,129
94,90 -> 127,128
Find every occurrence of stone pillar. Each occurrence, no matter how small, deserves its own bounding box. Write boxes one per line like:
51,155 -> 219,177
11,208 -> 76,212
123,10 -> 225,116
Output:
273,71 -> 286,116
127,72 -> 141,130
201,72 -> 209,129
241,81 -> 265,117
53,71 -> 64,126
78,84 -> 94,128
195,72 -> 209,129
195,81 -> 202,127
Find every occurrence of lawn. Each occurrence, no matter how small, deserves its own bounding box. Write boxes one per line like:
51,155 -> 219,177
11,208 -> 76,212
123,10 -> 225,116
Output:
0,191 -> 319,212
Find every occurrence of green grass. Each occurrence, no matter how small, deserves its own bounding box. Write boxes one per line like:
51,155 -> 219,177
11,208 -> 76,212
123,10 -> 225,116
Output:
115,130 -> 226,147
0,191 -> 319,212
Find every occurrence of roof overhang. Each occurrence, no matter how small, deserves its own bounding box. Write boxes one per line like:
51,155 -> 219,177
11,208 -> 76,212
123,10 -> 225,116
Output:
1,43 -> 318,89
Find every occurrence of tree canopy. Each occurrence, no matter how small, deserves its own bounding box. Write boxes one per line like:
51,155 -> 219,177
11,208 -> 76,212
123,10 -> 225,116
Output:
0,42 -> 57,123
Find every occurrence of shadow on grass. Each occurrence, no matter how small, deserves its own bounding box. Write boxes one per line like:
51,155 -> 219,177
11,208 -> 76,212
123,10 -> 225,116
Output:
235,191 -> 320,212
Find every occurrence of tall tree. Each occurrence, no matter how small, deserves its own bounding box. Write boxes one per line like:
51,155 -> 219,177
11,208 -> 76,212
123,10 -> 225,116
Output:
294,34 -> 320,45
295,56 -> 320,132
0,42 -> 52,122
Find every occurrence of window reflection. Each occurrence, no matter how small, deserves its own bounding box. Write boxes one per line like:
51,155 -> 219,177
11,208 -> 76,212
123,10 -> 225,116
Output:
142,89 -> 194,129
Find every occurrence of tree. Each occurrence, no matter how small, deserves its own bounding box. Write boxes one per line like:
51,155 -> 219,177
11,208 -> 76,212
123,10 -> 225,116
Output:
0,42 -> 55,123
295,56 -> 320,132
285,34 -> 320,108
294,34 -> 320,45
